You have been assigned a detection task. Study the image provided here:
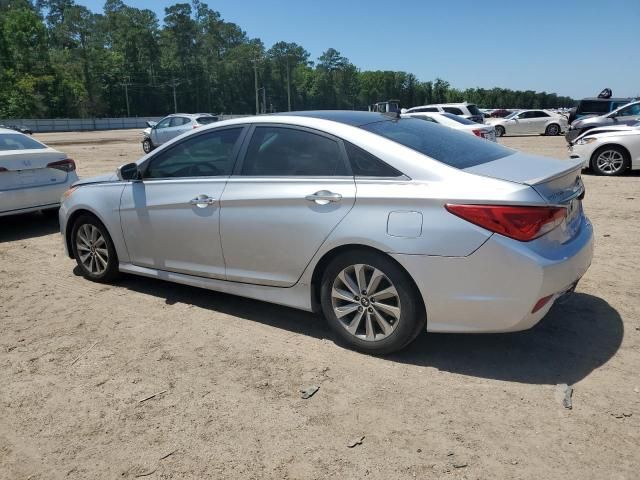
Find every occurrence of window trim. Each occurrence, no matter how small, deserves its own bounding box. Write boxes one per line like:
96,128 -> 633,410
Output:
231,123 -> 353,178
139,125 -> 249,181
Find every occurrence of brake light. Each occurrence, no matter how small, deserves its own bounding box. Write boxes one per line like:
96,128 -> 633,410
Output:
46,158 -> 76,172
445,204 -> 567,241
532,294 -> 554,313
193,124 -> 200,129
472,129 -> 483,137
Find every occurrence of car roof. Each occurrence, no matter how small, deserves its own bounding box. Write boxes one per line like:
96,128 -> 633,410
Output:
273,110 -> 393,126
167,113 -> 213,118
578,97 -> 633,102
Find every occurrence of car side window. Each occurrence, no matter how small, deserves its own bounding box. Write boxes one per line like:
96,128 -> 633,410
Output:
156,118 -> 172,129
144,128 -> 242,179
443,107 -> 463,115
412,115 -> 438,123
410,107 -> 438,113
619,104 -> 640,116
344,142 -> 403,178
170,117 -> 187,127
240,126 -> 348,176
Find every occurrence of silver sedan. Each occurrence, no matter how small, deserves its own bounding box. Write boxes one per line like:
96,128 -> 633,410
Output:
59,112 -> 593,354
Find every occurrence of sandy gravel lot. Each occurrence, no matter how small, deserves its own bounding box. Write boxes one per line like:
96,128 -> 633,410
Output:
1,129 -> 638,479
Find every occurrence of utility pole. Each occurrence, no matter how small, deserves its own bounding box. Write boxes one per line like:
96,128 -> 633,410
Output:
121,77 -> 131,117
170,78 -> 180,113
262,87 -> 267,114
252,59 -> 259,115
286,55 -> 291,112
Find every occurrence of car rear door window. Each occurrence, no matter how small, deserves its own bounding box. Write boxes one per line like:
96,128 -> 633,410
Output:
443,107 -> 464,115
344,142 -> 402,177
144,128 -> 242,178
240,126 -> 348,176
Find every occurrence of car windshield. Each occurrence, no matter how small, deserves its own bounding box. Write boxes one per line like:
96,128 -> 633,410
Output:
504,111 -> 520,119
440,113 -> 476,125
0,133 -> 46,151
361,118 -> 512,169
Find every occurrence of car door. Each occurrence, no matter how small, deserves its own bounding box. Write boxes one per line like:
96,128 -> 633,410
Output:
506,112 -> 525,134
530,111 -> 551,133
119,126 -> 246,279
151,117 -> 172,145
164,116 -> 190,143
219,124 -> 356,287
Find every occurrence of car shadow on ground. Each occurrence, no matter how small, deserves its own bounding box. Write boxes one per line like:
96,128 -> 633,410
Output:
391,293 -> 623,385
0,210 -> 60,243
111,273 -> 622,385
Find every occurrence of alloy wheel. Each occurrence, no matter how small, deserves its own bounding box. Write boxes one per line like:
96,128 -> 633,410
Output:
596,150 -> 624,174
331,263 -> 401,341
76,224 -> 109,275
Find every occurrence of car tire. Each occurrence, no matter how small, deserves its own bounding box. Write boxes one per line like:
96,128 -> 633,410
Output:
495,125 -> 505,137
590,145 -> 629,176
545,123 -> 561,136
71,214 -> 120,282
320,249 -> 426,355
142,138 -> 154,154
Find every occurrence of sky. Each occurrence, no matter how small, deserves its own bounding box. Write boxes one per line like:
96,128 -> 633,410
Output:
77,0 -> 640,99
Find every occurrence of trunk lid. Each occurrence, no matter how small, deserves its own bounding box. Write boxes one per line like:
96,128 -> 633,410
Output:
464,152 -> 584,204
464,153 -> 585,244
0,149 -> 70,191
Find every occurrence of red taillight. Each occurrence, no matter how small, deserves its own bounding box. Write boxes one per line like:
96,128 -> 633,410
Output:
46,158 -> 76,172
472,129 -> 483,137
445,204 -> 567,242
193,124 -> 200,129
532,294 -> 554,313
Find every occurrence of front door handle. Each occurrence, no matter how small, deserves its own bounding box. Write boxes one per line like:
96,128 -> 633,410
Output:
305,190 -> 342,205
189,195 -> 216,208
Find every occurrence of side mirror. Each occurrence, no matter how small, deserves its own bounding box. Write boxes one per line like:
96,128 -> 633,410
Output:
117,162 -> 141,181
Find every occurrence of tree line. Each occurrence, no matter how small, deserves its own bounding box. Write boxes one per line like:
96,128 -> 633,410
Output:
0,0 -> 576,119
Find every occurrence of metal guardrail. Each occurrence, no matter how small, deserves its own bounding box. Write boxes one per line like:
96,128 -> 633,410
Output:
0,115 -> 249,133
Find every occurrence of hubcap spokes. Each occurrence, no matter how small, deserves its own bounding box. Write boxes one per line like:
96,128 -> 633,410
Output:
331,264 -> 401,341
76,224 -> 108,275
597,150 -> 623,173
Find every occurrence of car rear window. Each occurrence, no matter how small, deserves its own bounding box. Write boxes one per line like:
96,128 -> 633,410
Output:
440,113 -> 476,125
442,107 -> 464,115
360,118 -> 512,169
577,101 -> 611,115
465,104 -> 481,115
196,116 -> 218,125
0,134 -> 46,151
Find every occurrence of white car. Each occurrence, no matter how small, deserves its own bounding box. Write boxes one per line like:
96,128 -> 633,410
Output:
403,102 -> 484,123
488,110 -> 568,137
142,113 -> 218,153
0,128 -> 78,216
568,123 -> 640,176
402,112 -> 496,141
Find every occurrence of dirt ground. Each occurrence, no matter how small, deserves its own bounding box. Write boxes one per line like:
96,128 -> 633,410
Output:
1,129 -> 638,480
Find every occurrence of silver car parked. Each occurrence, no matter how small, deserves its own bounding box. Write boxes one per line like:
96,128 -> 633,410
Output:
142,113 -> 218,153
60,112 -> 593,354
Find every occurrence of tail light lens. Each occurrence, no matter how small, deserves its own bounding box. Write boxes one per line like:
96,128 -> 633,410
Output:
193,124 -> 200,129
47,158 -> 76,172
472,129 -> 483,137
532,294 -> 554,313
445,204 -> 567,242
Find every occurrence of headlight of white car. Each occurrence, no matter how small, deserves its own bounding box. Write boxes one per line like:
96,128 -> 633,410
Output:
575,137 -> 597,145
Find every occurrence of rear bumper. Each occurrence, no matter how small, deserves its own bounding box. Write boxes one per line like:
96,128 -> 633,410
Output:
0,173 -> 77,217
392,216 -> 594,333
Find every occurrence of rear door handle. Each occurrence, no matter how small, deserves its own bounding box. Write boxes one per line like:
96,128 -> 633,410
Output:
189,195 -> 217,208
305,190 -> 342,205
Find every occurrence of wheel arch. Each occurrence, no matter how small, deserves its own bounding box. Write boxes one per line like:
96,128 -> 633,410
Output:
309,244 -> 426,319
65,208 -> 110,259
589,143 -> 631,169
